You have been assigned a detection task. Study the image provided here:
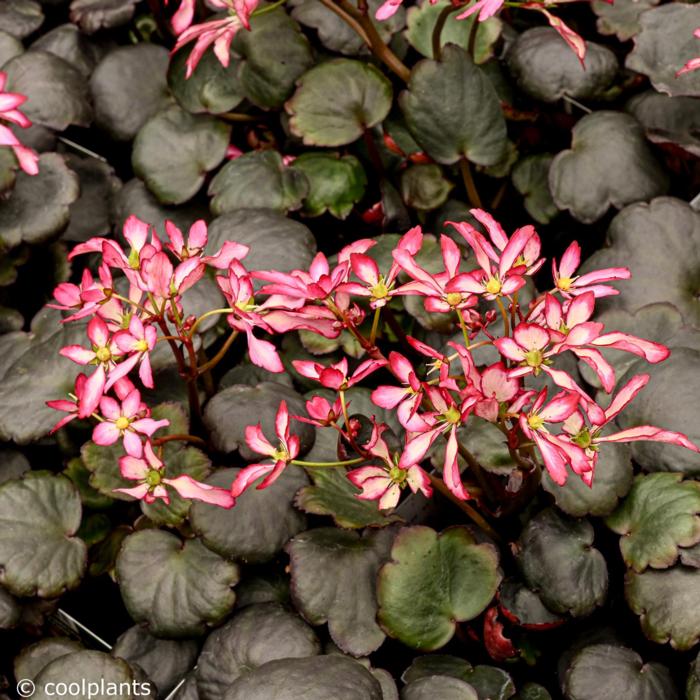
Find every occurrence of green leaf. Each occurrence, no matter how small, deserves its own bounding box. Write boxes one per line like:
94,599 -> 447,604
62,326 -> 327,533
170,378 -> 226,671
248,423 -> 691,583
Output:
607,473 -> 700,571
0,153 -> 79,251
400,44 -> 507,166
0,0 -> 43,39
233,6 -> 313,109
0,29 -> 23,68
292,152 -> 367,218
402,655 -> 473,685
563,644 -> 677,700
377,526 -> 501,650
32,650 -> 154,700
287,526 -> 396,656
112,626 -> 199,696
592,0 -> 658,42
400,164 -> 453,211
287,59 -> 393,147
168,46 -> 244,115
31,24 -> 102,78
0,473 -> 86,597
4,50 -> 90,130
295,464 -> 401,529
626,564 -> 700,650
0,586 -> 20,629
688,652 -> 700,700
208,151 -> 309,215
116,529 -> 239,638
506,28 -> 618,103
69,0 -> 139,33
542,441 -> 633,518
405,0 -> 501,63
402,677 -> 478,700
203,381 -> 315,457
90,44 -> 173,141
0,449 -> 30,486
222,655 -> 383,700
627,90 -> 700,158
196,603 -> 320,700
190,466 -> 307,563
516,508 -> 607,617
626,3 -> 700,97
207,209 -> 316,275
498,579 -> 565,630
511,155 -> 558,225
63,458 -> 114,510
549,111 -> 669,223
515,684 -> 552,700
13,638 -> 82,682
133,106 -> 230,205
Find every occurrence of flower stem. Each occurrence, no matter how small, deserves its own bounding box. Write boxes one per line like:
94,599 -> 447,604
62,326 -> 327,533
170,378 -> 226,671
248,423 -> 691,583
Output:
456,308 -> 471,347
369,307 -> 382,345
188,308 -> 234,338
153,433 -> 207,448
197,329 -> 239,375
431,4 -> 457,59
292,457 -> 365,468
459,158 -> 483,208
496,297 -> 510,337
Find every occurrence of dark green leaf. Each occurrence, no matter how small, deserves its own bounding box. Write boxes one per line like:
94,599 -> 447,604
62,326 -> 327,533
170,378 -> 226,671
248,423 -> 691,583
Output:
0,29 -> 23,68
0,0 -> 43,39
0,586 -> 20,629
14,638 -> 82,682
133,106 -> 230,205
116,529 -> 239,637
400,164 -> 453,211
287,59 -> 393,146
377,526 -> 501,650
511,155 -> 558,225
402,656 -> 473,685
69,0 -> 139,34
401,677 -> 478,700
400,44 -> 507,166
498,580 -> 565,630
31,24 -> 103,77
592,0 -> 658,42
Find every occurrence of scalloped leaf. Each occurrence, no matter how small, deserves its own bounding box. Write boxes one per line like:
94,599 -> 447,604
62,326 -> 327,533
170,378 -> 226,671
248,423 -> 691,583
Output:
287,59 -> 393,146
69,0 -> 139,33
592,0 -> 658,42
116,529 -> 239,638
607,473 -> 700,571
222,655 -> 383,700
208,151 -> 309,215
402,677 -> 478,700
90,44 -> 173,141
0,0 -> 42,39
378,526 -> 501,650
516,508 -> 607,617
400,163 -> 453,212
287,526 -> 396,656
30,24 -> 102,77
400,44 -> 507,166
549,111 -> 669,223
13,638 -> 83,682
190,466 -> 307,563
626,3 -> 700,97
0,473 -> 86,597
196,603 -> 320,700
507,28 -> 618,103
133,106 -> 230,205
563,644 -> 677,700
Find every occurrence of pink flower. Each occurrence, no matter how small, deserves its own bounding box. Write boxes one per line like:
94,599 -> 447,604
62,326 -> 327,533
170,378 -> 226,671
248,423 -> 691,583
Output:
0,71 -> 38,175
112,316 -> 158,389
230,400 -> 300,496
552,241 -> 630,298
348,463 -> 432,509
165,219 -> 249,269
116,440 -> 234,506
533,8 -> 587,64
371,352 -> 425,430
676,28 -> 700,76
166,0 -> 195,34
173,15 -> 243,78
293,357 -> 386,391
92,388 -> 169,457
47,374 -> 91,432
394,235 -> 477,313
456,0 -> 504,22
294,395 -> 343,427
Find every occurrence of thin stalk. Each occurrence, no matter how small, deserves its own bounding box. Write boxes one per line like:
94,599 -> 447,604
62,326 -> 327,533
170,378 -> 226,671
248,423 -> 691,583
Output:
496,297 -> 510,337
219,112 -> 260,123
456,308 -> 471,347
197,329 -> 239,375
459,158 -> 483,208
467,12 -> 480,59
431,4 -> 456,59
153,433 -> 208,448
292,457 -> 365,468
188,308 -> 233,338
369,307 -> 382,346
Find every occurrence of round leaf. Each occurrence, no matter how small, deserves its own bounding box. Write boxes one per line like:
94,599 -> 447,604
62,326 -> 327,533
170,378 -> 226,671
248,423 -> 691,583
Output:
607,473 -> 700,571
402,676 -> 478,700
91,44 -> 172,141
0,473 -> 86,597
377,526 -> 502,650
0,0 -> 43,40
191,466 -> 307,563
287,59 -> 393,147
69,0 -> 139,34
292,152 -> 367,219
549,111 -> 669,223
30,24 -> 103,77
626,3 -> 700,97
4,50 -> 91,130
506,27 -> 618,103
400,44 -> 507,166
400,164 -> 453,212
14,638 -> 82,682
133,106 -> 230,205
287,526 -> 397,657
0,30 -> 23,75
116,529 -> 239,637
196,603 -> 320,700
563,644 -> 677,700
222,655 -> 383,700
515,508 -> 607,617
208,151 -> 308,215
0,586 -> 20,628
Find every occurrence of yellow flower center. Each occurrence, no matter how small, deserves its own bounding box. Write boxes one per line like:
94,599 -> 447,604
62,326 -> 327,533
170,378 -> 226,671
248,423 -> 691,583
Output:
115,416 -> 131,431
443,405 -> 461,425
272,445 -> 289,462
445,292 -> 462,307
371,278 -> 390,300
95,346 -> 112,363
389,466 -> 406,485
135,339 -> 149,353
527,414 -> 545,431
573,428 -> 592,450
524,349 -> 543,368
558,277 -> 573,291
146,469 -> 162,487
485,277 -> 502,295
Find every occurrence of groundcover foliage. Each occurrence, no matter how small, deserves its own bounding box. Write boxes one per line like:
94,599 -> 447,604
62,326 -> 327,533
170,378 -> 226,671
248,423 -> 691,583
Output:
0,0 -> 699,697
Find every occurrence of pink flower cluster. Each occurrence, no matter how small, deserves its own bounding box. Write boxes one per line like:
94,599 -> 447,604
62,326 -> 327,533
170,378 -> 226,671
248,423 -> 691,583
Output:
0,71 -> 38,176
50,209 -> 698,513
